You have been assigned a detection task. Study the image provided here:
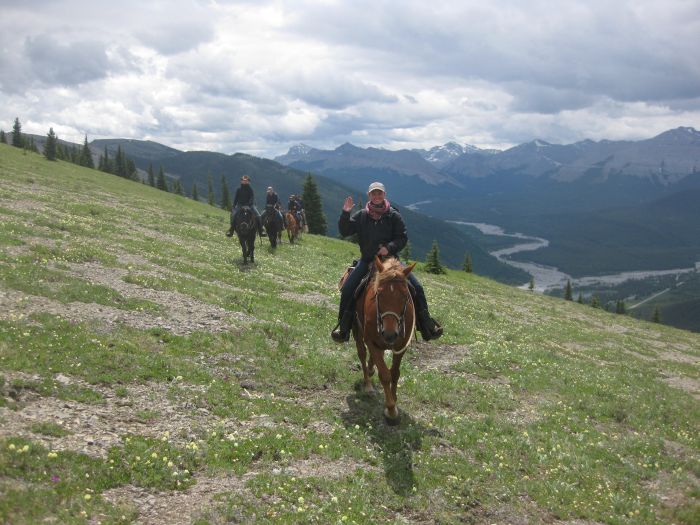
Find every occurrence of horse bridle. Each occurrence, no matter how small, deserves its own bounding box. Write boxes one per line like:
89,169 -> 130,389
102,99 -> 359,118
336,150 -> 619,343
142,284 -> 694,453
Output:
375,278 -> 412,341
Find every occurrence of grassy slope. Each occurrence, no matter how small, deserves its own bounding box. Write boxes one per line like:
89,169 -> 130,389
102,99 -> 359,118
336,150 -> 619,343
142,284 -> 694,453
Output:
0,143 -> 698,525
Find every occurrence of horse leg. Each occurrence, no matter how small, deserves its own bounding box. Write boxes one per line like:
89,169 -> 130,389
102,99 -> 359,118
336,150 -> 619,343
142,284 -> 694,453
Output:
390,353 -> 404,407
354,330 -> 373,393
370,346 -> 399,424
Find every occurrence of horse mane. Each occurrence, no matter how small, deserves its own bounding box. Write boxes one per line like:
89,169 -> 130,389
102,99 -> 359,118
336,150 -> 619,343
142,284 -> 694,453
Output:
373,258 -> 406,291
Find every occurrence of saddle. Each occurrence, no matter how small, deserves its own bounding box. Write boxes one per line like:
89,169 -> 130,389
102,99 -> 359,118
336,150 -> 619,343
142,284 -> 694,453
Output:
338,260 -> 416,300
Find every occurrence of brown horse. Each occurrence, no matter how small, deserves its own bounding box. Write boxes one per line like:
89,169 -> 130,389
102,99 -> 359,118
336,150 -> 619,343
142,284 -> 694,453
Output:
350,256 -> 416,425
285,211 -> 300,243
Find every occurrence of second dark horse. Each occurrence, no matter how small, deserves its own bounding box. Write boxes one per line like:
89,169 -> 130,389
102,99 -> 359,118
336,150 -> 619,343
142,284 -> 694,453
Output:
262,205 -> 283,249
233,206 -> 257,264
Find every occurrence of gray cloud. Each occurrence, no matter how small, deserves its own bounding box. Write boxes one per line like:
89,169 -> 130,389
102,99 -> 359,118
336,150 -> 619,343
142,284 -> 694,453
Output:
24,35 -> 111,86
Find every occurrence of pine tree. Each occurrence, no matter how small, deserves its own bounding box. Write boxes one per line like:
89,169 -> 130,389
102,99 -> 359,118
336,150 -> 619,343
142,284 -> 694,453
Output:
191,182 -> 199,201
80,136 -> 94,168
564,280 -> 573,301
11,118 -> 23,148
43,128 -> 57,161
0,130 -> 6,143
220,176 -> 231,211
462,252 -> 472,273
424,240 -> 446,274
114,146 -> 127,177
207,175 -> 215,206
156,166 -> 168,191
590,295 -> 600,309
173,178 -> 184,196
400,240 -> 412,263
615,300 -> 626,314
301,174 -> 327,235
126,158 -> 138,181
28,137 -> 39,153
147,164 -> 155,187
528,277 -> 535,291
577,293 -> 584,304
651,306 -> 661,323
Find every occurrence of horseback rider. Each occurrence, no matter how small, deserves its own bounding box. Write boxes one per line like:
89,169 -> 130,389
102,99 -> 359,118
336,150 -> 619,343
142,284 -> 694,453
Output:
227,175 -> 263,237
294,194 -> 305,228
263,186 -> 284,227
331,181 -> 443,343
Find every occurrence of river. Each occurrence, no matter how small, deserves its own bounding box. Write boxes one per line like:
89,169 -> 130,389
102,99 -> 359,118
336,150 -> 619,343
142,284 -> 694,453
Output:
452,221 -> 700,292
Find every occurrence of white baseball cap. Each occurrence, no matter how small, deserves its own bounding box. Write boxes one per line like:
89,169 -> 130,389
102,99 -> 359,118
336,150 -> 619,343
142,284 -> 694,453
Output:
367,181 -> 386,193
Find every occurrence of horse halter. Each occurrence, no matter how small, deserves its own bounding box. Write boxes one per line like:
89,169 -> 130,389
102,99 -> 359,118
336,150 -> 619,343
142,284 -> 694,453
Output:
374,278 -> 411,341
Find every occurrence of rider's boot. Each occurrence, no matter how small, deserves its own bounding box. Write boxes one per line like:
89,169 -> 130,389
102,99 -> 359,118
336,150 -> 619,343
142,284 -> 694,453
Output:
416,309 -> 443,341
331,310 -> 354,343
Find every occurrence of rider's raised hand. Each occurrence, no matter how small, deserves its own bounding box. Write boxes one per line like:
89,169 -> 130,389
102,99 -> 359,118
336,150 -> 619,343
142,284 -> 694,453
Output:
342,196 -> 354,212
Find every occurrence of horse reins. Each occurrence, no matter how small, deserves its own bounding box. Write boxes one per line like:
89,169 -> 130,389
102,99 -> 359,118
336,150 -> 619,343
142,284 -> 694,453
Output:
374,279 -> 413,354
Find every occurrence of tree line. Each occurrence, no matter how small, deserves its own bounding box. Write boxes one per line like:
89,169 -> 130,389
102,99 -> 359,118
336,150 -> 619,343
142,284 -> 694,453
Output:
2,118 -> 329,236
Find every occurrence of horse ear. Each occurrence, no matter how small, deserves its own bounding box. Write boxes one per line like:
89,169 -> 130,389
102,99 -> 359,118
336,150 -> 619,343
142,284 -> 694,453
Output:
375,256 -> 385,272
403,262 -> 416,277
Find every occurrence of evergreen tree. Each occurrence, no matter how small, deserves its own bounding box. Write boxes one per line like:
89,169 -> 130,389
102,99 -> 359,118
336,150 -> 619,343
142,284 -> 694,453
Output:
399,241 -> 412,263
191,182 -> 199,201
220,176 -> 231,211
147,164 -> 155,187
424,240 -> 446,275
11,118 -> 23,148
114,146 -> 127,177
28,136 -> 39,153
651,306 -> 661,323
156,166 -> 168,191
462,252 -> 472,273
528,277 -> 535,291
615,300 -> 626,314
0,130 -> 6,143
577,293 -> 584,304
590,295 -> 601,309
79,136 -> 94,168
173,178 -> 184,196
126,158 -> 138,181
207,175 -> 215,206
43,128 -> 57,161
564,280 -> 573,301
301,174 -> 327,235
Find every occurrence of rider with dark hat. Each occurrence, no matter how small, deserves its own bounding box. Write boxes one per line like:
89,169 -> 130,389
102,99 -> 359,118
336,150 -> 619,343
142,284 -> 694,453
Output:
227,175 -> 263,237
331,181 -> 443,343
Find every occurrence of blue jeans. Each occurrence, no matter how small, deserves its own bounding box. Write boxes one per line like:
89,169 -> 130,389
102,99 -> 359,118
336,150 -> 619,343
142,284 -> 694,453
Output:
338,258 -> 428,319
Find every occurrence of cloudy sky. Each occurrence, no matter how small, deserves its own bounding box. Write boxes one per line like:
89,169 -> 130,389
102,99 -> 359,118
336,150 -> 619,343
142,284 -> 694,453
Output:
1,0 -> 699,158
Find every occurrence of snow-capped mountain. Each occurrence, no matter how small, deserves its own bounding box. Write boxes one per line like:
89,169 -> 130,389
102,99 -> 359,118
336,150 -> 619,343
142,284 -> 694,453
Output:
412,142 -> 490,167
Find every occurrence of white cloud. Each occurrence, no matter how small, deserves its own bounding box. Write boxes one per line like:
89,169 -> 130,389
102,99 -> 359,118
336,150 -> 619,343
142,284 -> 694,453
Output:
1,0 -> 699,157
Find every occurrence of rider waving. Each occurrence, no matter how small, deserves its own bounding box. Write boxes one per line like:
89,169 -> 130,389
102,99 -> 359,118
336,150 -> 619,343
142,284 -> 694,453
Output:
331,182 -> 443,343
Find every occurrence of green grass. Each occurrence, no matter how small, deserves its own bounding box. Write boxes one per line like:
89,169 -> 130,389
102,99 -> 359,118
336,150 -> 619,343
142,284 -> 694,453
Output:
0,143 -> 698,524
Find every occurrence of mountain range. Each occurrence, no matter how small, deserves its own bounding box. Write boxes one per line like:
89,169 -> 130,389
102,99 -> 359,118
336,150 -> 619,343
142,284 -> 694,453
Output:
275,127 -> 700,277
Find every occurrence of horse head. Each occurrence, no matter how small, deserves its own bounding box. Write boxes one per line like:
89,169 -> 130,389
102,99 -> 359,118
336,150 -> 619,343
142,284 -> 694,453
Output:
372,257 -> 416,346
235,206 -> 254,235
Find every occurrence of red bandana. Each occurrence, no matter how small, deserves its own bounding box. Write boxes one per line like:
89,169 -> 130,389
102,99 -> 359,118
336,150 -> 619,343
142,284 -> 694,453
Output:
366,199 -> 390,221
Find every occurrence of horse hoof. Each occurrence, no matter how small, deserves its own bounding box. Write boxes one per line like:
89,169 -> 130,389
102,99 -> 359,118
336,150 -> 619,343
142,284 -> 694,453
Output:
384,408 -> 400,425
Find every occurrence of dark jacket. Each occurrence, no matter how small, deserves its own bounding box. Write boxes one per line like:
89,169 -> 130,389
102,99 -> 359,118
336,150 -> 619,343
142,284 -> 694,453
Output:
339,208 -> 408,262
233,185 -> 254,207
265,191 -> 279,206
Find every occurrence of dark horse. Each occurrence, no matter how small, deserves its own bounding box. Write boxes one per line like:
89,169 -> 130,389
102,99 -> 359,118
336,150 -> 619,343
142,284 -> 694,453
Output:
262,205 -> 283,248
233,206 -> 257,264
340,256 -> 416,425
285,211 -> 300,243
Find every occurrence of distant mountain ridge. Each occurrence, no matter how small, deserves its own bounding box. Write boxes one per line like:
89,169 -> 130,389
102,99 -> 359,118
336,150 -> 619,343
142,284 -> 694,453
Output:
277,127 -> 700,188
